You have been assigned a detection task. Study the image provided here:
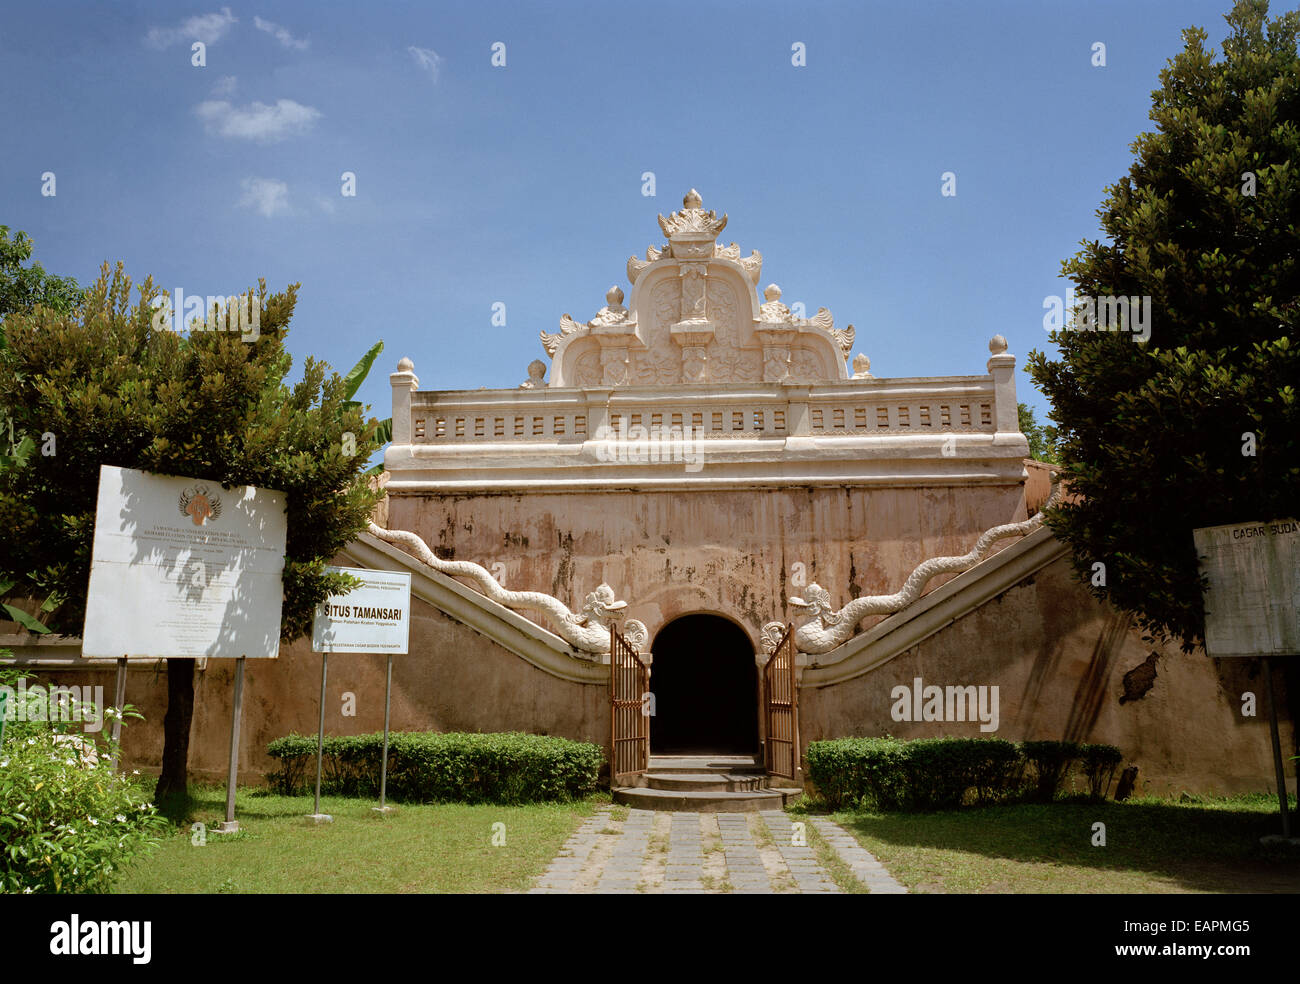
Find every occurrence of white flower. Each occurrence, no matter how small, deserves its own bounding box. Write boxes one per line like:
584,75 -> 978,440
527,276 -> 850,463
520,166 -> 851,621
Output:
115,814 -> 126,823
87,817 -> 98,826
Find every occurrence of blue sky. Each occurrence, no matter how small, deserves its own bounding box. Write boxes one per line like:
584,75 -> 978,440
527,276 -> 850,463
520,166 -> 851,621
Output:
0,0 -> 1246,434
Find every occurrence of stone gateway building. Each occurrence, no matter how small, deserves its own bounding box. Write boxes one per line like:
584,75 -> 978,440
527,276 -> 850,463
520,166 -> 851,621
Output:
5,190 -> 1290,801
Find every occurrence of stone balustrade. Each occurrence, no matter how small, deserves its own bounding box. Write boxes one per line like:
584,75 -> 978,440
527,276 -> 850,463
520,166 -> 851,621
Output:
384,338 -> 1026,494
402,377 -> 998,446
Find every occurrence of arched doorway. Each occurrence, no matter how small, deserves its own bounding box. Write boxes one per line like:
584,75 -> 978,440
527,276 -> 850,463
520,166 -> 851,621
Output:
649,614 -> 759,755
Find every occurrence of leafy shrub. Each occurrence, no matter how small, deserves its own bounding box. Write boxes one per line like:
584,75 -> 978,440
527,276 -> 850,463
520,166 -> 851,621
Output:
807,736 -> 1123,812
1079,743 -> 1123,800
1021,740 -> 1082,801
0,664 -> 168,894
805,738 -> 898,810
808,736 -> 1019,811
267,731 -> 604,804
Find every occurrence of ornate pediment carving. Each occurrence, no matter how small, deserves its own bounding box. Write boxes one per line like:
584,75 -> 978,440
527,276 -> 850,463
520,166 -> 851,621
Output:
543,189 -> 866,388
657,188 -> 728,241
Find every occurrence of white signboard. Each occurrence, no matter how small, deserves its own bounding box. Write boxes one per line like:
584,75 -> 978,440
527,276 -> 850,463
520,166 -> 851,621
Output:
82,465 -> 288,659
1193,519 -> 1300,658
312,567 -> 411,654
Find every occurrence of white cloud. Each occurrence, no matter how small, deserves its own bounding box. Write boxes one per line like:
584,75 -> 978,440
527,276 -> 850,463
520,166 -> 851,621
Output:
146,7 -> 237,49
254,16 -> 309,51
194,99 -> 321,142
317,196 -> 337,215
239,177 -> 290,218
408,46 -> 443,83
211,75 -> 237,98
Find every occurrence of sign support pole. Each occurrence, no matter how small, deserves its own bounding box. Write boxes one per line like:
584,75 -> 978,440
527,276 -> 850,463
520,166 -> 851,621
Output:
1263,656 -> 1291,838
108,655 -> 127,772
308,652 -> 332,822
215,656 -> 246,835
374,652 -> 394,814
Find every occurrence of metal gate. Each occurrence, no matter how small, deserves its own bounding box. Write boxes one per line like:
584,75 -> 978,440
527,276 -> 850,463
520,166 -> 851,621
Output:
764,622 -> 799,779
609,623 -> 649,786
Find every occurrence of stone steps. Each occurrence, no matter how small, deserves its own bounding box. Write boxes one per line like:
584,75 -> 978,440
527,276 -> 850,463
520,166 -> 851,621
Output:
614,755 -> 801,812
646,754 -> 766,775
643,772 -> 768,793
612,785 -> 793,812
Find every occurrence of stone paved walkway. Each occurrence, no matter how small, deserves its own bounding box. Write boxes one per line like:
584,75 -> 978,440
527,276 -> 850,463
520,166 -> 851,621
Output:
527,807 -> 907,894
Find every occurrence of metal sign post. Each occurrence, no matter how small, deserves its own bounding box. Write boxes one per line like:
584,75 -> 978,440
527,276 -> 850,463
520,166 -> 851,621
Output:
1263,656 -> 1291,838
308,652 -> 332,823
108,656 -> 127,772
374,653 -> 394,813
215,656 -> 247,834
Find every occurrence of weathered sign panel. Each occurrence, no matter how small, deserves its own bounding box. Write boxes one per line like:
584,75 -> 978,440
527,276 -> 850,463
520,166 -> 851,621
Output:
1193,519 -> 1299,658
311,567 -> 412,654
82,465 -> 288,659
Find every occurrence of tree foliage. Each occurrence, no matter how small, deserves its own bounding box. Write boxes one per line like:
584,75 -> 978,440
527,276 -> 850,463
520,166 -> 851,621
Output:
1017,402 -> 1061,464
0,263 -> 383,643
0,226 -> 83,325
1026,0 -> 1300,651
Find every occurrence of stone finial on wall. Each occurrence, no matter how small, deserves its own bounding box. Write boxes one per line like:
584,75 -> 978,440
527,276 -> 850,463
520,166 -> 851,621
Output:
520,359 -> 547,389
986,334 -> 1020,440
657,189 -> 728,245
588,286 -> 631,328
390,357 -> 419,445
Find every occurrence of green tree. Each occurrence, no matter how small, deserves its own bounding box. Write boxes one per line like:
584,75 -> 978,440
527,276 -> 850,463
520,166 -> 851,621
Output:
0,227 -> 82,627
0,263 -> 383,796
1017,402 -> 1061,464
0,226 -> 83,324
1,226 -> 81,468
1026,0 -> 1300,652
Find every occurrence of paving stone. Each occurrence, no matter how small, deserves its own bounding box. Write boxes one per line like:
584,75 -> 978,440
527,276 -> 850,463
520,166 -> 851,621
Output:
532,810 -> 854,895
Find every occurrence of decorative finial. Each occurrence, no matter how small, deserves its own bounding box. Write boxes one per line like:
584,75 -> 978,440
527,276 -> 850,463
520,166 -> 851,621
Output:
852,353 -> 872,379
763,283 -> 782,302
520,359 -> 547,389
684,189 -> 702,209
989,334 -> 1008,355
605,285 -> 624,306
397,357 -> 414,372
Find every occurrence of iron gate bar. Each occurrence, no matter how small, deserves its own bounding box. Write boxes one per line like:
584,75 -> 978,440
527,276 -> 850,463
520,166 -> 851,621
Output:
764,622 -> 798,779
609,623 -> 649,786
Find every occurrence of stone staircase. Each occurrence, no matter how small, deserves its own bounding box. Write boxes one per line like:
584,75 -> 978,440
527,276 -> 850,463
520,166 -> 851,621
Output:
612,755 -> 802,812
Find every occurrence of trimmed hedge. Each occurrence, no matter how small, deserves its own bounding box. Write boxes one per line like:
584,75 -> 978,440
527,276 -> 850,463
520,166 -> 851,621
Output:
266,731 -> 604,804
806,737 -> 1123,811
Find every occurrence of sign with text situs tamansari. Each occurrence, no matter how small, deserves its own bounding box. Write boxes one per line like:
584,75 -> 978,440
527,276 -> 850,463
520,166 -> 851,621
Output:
1193,519 -> 1300,658
82,465 -> 288,659
311,567 -> 411,653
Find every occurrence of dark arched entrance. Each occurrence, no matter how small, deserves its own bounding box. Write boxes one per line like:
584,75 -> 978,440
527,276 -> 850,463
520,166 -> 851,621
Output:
649,614 -> 759,755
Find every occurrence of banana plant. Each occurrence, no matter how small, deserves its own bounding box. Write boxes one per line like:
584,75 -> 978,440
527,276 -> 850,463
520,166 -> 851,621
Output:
0,579 -> 57,634
341,341 -> 391,476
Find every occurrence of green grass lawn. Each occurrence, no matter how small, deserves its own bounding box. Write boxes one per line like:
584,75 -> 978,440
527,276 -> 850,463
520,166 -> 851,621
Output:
815,794 -> 1300,894
112,784 -> 602,894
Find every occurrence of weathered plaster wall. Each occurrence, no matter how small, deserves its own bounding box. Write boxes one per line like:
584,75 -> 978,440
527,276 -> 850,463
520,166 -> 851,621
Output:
20,518 -> 1289,796
800,551 -> 1292,796
387,483 -> 1029,650
26,594 -> 607,783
